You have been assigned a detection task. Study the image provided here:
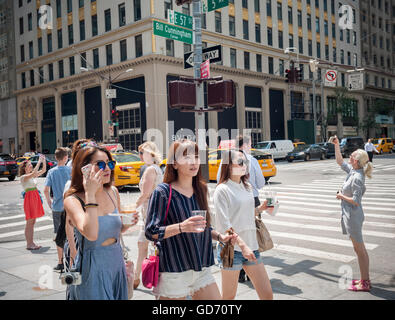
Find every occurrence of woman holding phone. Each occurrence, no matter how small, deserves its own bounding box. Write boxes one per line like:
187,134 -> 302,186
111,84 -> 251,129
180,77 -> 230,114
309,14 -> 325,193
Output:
332,136 -> 373,292
145,139 -> 235,300
214,149 -> 273,300
19,155 -> 47,250
64,145 -> 139,300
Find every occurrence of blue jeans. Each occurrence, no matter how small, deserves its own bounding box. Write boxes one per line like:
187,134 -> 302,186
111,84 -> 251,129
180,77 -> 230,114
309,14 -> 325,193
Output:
216,243 -> 263,271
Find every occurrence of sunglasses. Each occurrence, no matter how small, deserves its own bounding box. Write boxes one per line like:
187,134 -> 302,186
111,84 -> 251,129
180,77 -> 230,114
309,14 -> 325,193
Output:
95,160 -> 116,171
234,159 -> 247,167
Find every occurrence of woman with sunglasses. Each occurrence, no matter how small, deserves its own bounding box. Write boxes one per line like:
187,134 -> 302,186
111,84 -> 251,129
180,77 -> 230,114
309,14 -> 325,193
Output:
214,150 -> 273,300
64,145 -> 138,300
19,155 -> 47,250
145,139 -> 235,300
133,142 -> 164,289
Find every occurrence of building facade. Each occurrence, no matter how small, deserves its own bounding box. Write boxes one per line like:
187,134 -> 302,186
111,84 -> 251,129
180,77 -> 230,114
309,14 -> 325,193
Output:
13,0 -> 395,155
0,0 -> 17,155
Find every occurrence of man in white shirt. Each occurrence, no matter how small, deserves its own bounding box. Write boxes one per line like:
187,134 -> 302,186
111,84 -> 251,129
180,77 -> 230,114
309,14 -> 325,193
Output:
364,139 -> 378,162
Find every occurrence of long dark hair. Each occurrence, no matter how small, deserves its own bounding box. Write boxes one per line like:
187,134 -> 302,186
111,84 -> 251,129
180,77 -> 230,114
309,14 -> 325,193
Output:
164,139 -> 211,227
218,149 -> 250,190
64,146 -> 114,199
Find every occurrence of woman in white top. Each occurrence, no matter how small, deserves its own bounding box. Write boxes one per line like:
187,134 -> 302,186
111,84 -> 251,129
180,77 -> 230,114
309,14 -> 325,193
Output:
214,150 -> 273,300
19,155 -> 47,250
133,141 -> 164,289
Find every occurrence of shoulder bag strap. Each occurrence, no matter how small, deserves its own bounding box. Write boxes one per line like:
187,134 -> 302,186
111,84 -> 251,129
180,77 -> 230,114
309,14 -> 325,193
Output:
163,184 -> 172,225
71,194 -> 86,269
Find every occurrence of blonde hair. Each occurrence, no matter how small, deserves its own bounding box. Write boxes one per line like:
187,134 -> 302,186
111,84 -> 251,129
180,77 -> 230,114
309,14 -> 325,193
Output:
353,149 -> 373,179
138,141 -> 162,165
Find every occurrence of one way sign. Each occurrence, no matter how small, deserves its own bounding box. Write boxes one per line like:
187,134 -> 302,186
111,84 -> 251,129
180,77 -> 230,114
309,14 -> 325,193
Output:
184,45 -> 222,69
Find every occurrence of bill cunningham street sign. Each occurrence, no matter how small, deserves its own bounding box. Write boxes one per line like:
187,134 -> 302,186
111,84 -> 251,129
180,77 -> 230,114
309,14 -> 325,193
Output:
184,45 -> 222,69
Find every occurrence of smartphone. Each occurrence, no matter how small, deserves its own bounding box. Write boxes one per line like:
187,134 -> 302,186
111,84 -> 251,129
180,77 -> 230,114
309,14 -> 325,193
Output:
81,164 -> 92,179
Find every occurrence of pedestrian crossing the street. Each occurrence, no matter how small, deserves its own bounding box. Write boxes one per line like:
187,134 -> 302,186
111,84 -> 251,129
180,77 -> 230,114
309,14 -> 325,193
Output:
208,171 -> 395,264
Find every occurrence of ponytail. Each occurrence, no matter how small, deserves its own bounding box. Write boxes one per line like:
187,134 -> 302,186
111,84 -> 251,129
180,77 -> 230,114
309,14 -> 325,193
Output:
364,162 -> 373,179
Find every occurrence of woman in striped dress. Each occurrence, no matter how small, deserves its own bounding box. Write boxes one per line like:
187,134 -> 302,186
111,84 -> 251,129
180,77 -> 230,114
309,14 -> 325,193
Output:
19,155 -> 47,250
145,139 -> 236,300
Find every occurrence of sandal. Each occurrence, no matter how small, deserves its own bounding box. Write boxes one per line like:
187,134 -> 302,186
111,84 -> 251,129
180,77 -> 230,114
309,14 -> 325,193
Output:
348,279 -> 371,292
26,245 -> 42,251
133,279 -> 140,290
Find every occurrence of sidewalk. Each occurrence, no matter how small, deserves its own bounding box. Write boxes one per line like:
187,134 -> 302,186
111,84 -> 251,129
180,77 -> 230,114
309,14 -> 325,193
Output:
0,227 -> 394,300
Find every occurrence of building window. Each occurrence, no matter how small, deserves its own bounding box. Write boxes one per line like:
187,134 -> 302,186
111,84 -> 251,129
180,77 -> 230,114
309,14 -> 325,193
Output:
277,2 -> 282,20
242,0 -> 248,9
244,52 -> 250,70
39,66 -> 44,84
347,51 -> 351,65
289,34 -> 294,48
230,48 -> 237,68
279,59 -> 284,76
164,0 -> 172,19
105,9 -> 111,32
288,6 -> 293,24
333,48 -> 337,62
69,56 -> 75,75
134,0 -> 141,21
254,0 -> 260,12
215,11 -> 222,33
340,49 -> 344,64
135,34 -> 142,57
92,15 -> 98,36
79,0 -> 84,8
316,42 -> 321,58
298,37 -> 303,54
119,3 -> 126,27
308,39 -> 312,56
267,27 -> 273,46
22,72 -> 26,89
166,39 -> 174,57
49,63 -> 54,81
67,0 -> 72,13
29,41 -> 33,59
243,20 -> 249,40
316,17 -> 320,33
325,45 -> 329,61
106,44 -> 113,65
19,17 -> 24,35
80,20 -> 85,41
81,52 -> 87,68
307,14 -> 311,30
28,13 -> 32,31
30,70 -> 35,86
57,29 -> 63,49
229,15 -> 235,36
58,60 -> 64,78
267,0 -> 272,16
120,39 -> 127,62
20,45 -> 25,62
93,48 -> 99,68
68,24 -> 74,45
256,54 -> 262,72
278,31 -> 283,49
324,20 -> 328,36
255,24 -> 261,43
268,57 -> 274,74
56,0 -> 62,18
38,38 -> 42,56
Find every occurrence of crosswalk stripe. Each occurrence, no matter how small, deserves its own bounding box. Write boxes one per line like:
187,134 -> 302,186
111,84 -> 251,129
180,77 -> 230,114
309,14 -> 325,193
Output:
0,225 -> 54,239
274,212 -> 395,228
275,199 -> 395,212
0,214 -> 26,222
308,183 -> 395,190
269,231 -> 378,250
276,194 -> 395,207
278,205 -> 395,219
263,219 -> 395,238
273,244 -> 355,263
0,216 -> 52,229
269,186 -> 391,196
273,191 -> 395,203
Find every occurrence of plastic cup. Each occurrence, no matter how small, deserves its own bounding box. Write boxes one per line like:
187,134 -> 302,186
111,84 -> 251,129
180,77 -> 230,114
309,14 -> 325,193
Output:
120,203 -> 137,225
191,210 -> 206,232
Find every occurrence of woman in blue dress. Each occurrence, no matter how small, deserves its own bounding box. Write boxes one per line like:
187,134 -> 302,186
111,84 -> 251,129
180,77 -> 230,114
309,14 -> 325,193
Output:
64,145 -> 138,300
332,136 -> 373,292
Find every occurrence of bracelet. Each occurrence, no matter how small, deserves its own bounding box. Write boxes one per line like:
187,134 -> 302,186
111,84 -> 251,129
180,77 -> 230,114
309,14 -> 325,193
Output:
179,223 -> 182,234
85,203 -> 98,208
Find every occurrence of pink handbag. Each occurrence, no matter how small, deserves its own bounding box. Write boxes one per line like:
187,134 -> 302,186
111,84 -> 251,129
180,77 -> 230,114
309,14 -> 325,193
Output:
141,185 -> 172,289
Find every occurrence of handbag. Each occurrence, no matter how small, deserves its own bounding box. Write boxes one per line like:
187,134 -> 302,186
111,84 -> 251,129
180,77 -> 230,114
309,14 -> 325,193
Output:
141,184 -> 172,289
120,234 -> 134,300
256,216 -> 274,252
220,229 -> 235,268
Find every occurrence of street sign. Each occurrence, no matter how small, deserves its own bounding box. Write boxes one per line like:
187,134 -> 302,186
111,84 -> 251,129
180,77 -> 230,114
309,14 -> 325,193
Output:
184,45 -> 222,69
348,72 -> 364,91
105,89 -> 117,99
167,9 -> 193,30
200,60 -> 210,79
153,20 -> 193,45
324,70 -> 338,87
207,0 -> 229,12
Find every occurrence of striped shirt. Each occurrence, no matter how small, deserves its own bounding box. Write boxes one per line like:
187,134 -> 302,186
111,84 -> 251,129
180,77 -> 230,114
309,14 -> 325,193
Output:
145,183 -> 215,273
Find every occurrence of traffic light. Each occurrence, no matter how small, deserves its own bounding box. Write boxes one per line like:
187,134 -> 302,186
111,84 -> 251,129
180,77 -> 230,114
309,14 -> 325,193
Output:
285,68 -> 297,83
296,68 -> 303,83
285,69 -> 291,83
176,0 -> 192,5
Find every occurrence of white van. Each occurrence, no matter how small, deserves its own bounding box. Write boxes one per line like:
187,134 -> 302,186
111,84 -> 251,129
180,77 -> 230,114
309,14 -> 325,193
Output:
254,140 -> 294,159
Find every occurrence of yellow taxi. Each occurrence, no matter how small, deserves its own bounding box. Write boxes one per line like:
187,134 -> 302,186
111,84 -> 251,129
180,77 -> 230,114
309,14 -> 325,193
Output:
293,142 -> 306,148
208,149 -> 276,182
373,138 -> 393,154
111,152 -> 145,187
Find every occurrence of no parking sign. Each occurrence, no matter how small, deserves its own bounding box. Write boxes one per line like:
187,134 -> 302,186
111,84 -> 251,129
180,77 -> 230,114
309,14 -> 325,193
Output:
324,70 -> 338,87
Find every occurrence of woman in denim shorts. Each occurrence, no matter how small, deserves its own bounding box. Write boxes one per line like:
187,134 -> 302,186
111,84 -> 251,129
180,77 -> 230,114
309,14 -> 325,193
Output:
214,150 -> 273,300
